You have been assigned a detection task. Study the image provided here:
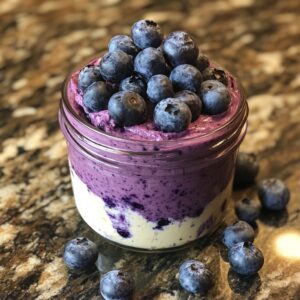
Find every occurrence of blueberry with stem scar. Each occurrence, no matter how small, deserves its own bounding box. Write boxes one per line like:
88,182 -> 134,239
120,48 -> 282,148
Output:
131,19 -> 163,49
108,91 -> 147,126
179,260 -> 213,294
163,31 -> 199,67
228,242 -> 264,276
154,98 -> 192,133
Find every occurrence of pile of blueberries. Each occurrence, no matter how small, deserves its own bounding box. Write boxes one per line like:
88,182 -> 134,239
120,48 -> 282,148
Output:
63,152 -> 290,298
78,19 -> 230,133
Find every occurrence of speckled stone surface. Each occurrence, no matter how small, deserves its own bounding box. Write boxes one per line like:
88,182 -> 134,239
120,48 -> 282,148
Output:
1,0 -> 300,299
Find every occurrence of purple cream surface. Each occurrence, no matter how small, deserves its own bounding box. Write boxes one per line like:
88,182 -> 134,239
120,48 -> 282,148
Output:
67,58 -> 241,142
64,57 -> 243,238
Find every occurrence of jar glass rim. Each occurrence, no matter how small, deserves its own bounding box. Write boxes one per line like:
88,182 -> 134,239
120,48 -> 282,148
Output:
61,54 -> 248,146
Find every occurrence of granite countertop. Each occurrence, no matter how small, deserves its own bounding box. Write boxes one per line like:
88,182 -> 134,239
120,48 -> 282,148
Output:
1,0 -> 300,299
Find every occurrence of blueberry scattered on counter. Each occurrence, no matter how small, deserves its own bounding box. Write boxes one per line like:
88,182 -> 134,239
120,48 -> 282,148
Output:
179,260 -> 213,294
175,90 -> 202,121
154,98 -> 192,133
120,73 -> 147,98
234,152 -> 259,188
170,64 -> 202,93
222,220 -> 255,249
108,91 -> 147,126
258,178 -> 290,210
200,80 -> 230,115
83,81 -> 113,112
78,65 -> 102,91
100,269 -> 134,300
147,74 -> 174,104
63,237 -> 98,270
202,67 -> 228,86
134,47 -> 168,80
235,197 -> 261,223
228,241 -> 264,276
163,31 -> 199,67
108,35 -> 139,57
99,50 -> 133,83
195,54 -> 210,71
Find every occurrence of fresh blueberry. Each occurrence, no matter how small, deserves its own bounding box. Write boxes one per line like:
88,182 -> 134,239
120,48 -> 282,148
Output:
235,197 -> 261,223
63,237 -> 98,270
108,35 -> 139,57
83,81 -> 113,112
179,260 -> 213,294
222,220 -> 255,248
154,98 -> 192,133
100,269 -> 134,300
175,90 -> 202,121
163,31 -> 199,67
147,74 -> 174,104
99,50 -> 133,83
195,54 -> 210,71
234,152 -> 259,188
120,73 -> 147,98
258,178 -> 290,210
108,91 -> 147,126
228,242 -> 264,276
200,80 -> 230,115
131,19 -> 163,49
134,47 -> 167,81
78,65 -> 102,91
202,67 -> 228,85
170,64 -> 202,93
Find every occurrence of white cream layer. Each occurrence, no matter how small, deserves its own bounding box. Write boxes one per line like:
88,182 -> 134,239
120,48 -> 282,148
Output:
70,168 -> 232,250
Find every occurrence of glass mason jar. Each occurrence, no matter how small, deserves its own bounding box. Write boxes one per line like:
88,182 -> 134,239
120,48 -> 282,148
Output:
59,59 -> 248,251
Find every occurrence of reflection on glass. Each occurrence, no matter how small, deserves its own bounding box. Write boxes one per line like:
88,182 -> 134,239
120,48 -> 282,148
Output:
275,231 -> 300,259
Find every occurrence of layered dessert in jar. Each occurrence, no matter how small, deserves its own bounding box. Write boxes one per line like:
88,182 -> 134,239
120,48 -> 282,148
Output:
59,20 -> 248,250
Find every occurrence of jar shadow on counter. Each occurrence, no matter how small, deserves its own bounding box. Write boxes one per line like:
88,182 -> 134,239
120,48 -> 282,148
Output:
258,208 -> 289,227
227,268 -> 262,295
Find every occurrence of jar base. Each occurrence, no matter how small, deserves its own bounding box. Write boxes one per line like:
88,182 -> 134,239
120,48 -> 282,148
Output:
90,218 -> 224,253
70,166 -> 232,251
